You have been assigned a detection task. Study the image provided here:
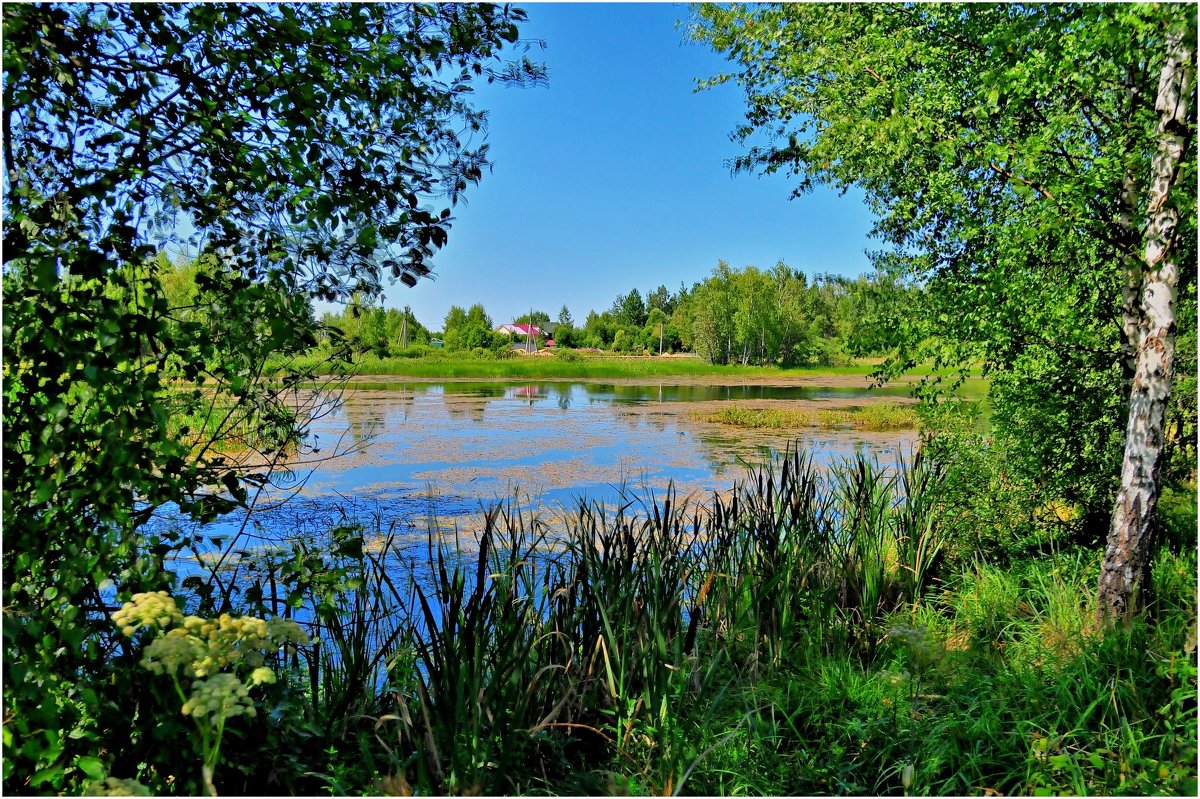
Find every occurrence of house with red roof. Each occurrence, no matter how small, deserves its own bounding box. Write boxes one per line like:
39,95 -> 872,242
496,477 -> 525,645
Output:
495,322 -> 544,338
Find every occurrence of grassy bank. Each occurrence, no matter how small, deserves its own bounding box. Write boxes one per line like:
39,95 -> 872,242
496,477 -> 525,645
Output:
281,349 -> 886,380
278,350 -> 991,400
110,455 -> 1197,796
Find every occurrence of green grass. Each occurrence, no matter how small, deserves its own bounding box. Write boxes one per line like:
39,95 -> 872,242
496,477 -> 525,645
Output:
699,402 -> 922,431
279,349 -> 890,380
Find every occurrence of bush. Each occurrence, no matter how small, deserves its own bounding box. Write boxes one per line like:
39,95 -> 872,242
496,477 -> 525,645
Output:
1157,482 -> 1199,555
386,343 -> 438,360
918,401 -> 1069,565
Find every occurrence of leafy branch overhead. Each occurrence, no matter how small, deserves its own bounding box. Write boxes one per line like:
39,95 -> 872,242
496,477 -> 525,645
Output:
3,2 -> 542,294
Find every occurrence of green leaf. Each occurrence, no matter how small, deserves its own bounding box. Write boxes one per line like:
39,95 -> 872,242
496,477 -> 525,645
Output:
356,226 -> 378,248
75,756 -> 105,781
30,766 -> 65,788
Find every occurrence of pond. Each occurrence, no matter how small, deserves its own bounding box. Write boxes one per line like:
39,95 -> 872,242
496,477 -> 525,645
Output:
159,379 -> 921,555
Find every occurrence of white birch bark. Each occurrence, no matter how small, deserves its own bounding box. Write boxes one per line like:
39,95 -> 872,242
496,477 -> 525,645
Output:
1117,68 -> 1147,382
1098,27 -> 1194,620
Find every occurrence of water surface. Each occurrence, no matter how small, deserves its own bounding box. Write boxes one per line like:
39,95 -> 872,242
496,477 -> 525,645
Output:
157,380 -> 920,556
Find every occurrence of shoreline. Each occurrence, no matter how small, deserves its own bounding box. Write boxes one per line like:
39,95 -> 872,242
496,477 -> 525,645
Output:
318,371 -> 920,389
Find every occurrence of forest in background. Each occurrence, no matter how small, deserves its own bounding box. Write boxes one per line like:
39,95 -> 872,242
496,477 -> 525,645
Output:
315,259 -> 915,366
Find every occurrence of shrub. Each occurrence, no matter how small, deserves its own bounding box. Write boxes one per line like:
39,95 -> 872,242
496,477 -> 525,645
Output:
110,594 -> 308,796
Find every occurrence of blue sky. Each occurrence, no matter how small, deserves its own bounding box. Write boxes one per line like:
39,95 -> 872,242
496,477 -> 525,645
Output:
370,2 -> 879,330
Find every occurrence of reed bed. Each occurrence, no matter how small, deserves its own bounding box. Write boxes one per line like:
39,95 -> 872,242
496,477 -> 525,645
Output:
268,450 -> 951,793
227,453 -> 1195,796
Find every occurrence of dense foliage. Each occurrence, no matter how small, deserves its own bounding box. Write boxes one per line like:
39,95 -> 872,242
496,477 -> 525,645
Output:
690,2 -> 1197,607
318,298 -> 433,357
315,261 -> 913,365
2,2 -> 535,791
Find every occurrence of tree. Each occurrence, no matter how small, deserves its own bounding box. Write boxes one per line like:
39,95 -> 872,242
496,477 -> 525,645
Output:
645,307 -> 669,355
465,303 -> 493,330
670,287 -> 698,353
646,284 -> 676,316
444,303 -> 494,350
386,305 -> 431,349
360,306 -> 390,355
2,3 -> 537,789
583,309 -> 616,347
838,272 -> 920,359
613,288 -> 648,328
612,329 -> 633,354
692,3 -> 1196,620
770,262 -> 814,366
515,309 -> 550,328
444,305 -> 470,335
554,323 -> 579,348
557,304 -> 574,327
688,262 -> 738,364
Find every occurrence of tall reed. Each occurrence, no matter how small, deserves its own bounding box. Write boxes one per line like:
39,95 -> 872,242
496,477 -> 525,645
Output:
169,451 -> 1195,795
287,447 -> 946,793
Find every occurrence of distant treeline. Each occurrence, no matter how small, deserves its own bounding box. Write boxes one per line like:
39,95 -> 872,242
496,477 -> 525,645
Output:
317,260 -> 916,366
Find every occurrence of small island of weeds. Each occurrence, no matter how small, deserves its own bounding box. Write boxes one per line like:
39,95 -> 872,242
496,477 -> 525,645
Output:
699,402 -> 922,431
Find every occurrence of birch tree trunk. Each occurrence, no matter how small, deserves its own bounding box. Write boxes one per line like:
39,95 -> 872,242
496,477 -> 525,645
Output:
1098,27 -> 1194,621
1117,67 -> 1148,384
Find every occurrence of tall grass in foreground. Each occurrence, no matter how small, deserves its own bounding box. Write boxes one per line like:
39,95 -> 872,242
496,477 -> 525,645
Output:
178,456 -> 1196,796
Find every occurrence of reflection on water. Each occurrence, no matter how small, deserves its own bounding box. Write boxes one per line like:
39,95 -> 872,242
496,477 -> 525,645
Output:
346,380 -> 913,407
156,381 -> 919,551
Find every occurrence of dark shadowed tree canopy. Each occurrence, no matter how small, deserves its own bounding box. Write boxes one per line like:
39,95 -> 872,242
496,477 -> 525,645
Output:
2,3 -> 538,790
3,2 -> 542,293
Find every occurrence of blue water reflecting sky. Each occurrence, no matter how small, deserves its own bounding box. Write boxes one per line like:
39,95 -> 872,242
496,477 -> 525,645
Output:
154,382 -> 919,558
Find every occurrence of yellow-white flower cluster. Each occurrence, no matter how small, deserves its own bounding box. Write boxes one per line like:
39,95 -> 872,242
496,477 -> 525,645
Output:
249,666 -> 276,686
879,669 -> 910,687
85,777 -> 152,796
114,594 -> 308,679
181,673 -> 255,728
111,591 -> 185,636
111,593 -> 309,728
141,629 -> 207,676
888,622 -> 943,670
172,613 -> 284,677
267,616 -> 311,646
